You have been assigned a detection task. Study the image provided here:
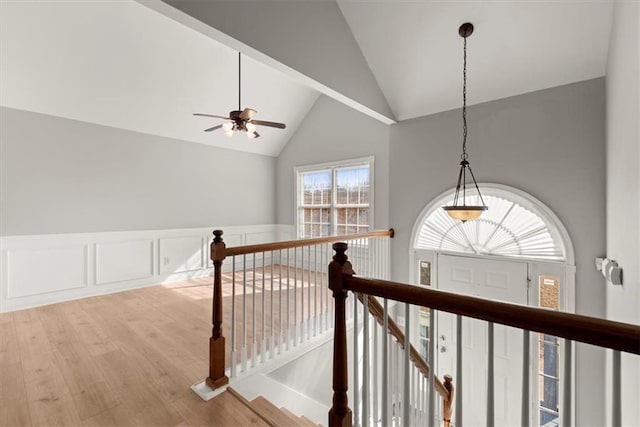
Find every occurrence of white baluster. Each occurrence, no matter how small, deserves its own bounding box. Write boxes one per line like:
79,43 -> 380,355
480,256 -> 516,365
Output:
300,246 -> 305,343
522,329 -> 530,426
428,308 -> 436,425
354,293 -> 360,427
363,296 -> 370,427
487,321 -> 495,427
261,253 -> 266,364
382,298 -> 390,427
562,339 -> 572,426
278,252 -> 283,355
252,253 -> 257,368
293,247 -> 298,347
403,303 -> 411,426
241,255 -> 247,373
230,256 -> 237,378
456,315 -> 463,427
612,350 -> 621,427
270,251 -> 275,359
373,315 -> 379,425
314,244 -> 318,336
286,248 -> 291,351
319,244 -> 324,334
307,245 -> 311,340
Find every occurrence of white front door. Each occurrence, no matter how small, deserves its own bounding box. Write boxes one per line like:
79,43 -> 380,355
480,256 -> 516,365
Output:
436,254 -> 529,427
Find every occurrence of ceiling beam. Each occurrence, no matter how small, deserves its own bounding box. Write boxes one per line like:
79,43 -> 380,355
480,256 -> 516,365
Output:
138,0 -> 396,125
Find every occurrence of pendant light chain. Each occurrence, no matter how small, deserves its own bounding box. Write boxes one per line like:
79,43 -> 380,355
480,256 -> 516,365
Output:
461,36 -> 468,161
238,52 -> 241,111
442,22 -> 488,221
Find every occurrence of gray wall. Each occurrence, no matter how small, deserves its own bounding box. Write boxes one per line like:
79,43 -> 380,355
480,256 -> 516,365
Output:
0,107 -> 276,235
389,78 -> 607,425
276,95 -> 390,229
606,1 -> 640,425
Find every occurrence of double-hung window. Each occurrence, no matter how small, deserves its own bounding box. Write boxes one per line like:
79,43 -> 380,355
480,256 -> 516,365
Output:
296,157 -> 373,238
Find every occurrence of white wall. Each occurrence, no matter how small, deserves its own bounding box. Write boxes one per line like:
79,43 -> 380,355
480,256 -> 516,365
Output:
0,107 -> 276,235
388,78 -> 607,425
276,95 -> 390,230
606,1 -> 640,425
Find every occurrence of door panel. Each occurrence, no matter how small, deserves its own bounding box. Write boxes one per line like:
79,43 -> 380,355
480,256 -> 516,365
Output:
437,254 -> 528,427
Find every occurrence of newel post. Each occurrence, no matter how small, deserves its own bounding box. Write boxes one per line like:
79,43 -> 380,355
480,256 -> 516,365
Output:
443,374 -> 455,427
328,242 -> 354,427
206,229 -> 229,390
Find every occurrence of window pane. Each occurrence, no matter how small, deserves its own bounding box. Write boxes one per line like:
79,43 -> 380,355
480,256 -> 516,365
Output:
302,171 -> 331,206
358,208 -> 368,226
337,208 -> 346,225
337,186 -> 348,204
420,261 -> 431,286
321,208 -> 330,223
336,166 -> 369,206
304,189 -> 313,204
337,225 -> 347,235
347,208 -> 357,225
360,185 -> 370,204
311,208 -> 320,223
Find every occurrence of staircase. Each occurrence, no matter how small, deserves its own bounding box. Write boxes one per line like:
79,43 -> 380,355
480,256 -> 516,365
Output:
224,387 -> 320,426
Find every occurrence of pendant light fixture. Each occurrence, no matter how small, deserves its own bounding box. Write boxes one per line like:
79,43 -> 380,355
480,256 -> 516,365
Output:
442,22 -> 488,222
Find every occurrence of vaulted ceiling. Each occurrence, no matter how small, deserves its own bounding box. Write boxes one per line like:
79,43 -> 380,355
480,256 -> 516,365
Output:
0,0 -> 614,156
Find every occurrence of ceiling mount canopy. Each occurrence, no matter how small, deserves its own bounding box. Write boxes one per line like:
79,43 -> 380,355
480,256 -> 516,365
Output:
442,22 -> 488,222
193,52 -> 287,139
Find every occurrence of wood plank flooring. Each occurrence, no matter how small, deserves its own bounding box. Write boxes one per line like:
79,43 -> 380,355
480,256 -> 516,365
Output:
0,268 -> 328,426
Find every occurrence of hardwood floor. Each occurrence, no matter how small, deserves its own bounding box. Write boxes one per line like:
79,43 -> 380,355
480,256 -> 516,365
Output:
0,270 -> 327,426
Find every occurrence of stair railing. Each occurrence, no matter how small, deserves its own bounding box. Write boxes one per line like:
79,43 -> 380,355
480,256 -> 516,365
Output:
206,228 -> 394,389
353,293 -> 453,426
328,242 -> 640,427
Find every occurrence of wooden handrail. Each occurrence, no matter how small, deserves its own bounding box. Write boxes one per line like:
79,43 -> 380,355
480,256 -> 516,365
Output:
356,293 -> 449,398
345,276 -> 640,355
204,228 -> 395,392
225,229 -> 394,256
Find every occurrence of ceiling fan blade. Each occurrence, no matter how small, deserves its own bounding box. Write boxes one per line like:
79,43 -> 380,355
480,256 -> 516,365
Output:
194,113 -> 229,119
204,124 -> 223,132
251,120 -> 286,129
240,108 -> 257,120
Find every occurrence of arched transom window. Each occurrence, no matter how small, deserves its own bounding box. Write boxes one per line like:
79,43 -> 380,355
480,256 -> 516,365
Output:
415,187 -> 566,261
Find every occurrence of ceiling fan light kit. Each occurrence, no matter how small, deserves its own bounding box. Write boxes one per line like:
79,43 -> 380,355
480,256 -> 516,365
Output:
194,52 -> 286,140
442,22 -> 488,222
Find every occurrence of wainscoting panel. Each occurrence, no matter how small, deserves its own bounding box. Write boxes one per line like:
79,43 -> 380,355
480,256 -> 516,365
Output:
159,236 -> 204,275
6,245 -> 88,298
0,224 -> 288,312
96,240 -> 154,285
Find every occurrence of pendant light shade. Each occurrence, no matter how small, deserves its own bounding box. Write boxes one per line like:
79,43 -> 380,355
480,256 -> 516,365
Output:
443,22 -> 488,221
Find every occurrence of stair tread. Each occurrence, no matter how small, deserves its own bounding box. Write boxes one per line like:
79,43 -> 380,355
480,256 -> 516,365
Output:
279,407 -> 317,427
251,396 -> 303,426
300,415 -> 321,427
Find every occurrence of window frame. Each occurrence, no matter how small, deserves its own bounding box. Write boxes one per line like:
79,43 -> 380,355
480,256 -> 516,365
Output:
294,156 -> 374,238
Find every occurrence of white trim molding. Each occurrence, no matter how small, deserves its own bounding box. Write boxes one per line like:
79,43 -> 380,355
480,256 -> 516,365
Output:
0,224 -> 284,313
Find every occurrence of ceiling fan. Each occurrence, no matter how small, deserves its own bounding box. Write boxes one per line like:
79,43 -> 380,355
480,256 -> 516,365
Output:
194,52 -> 286,139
